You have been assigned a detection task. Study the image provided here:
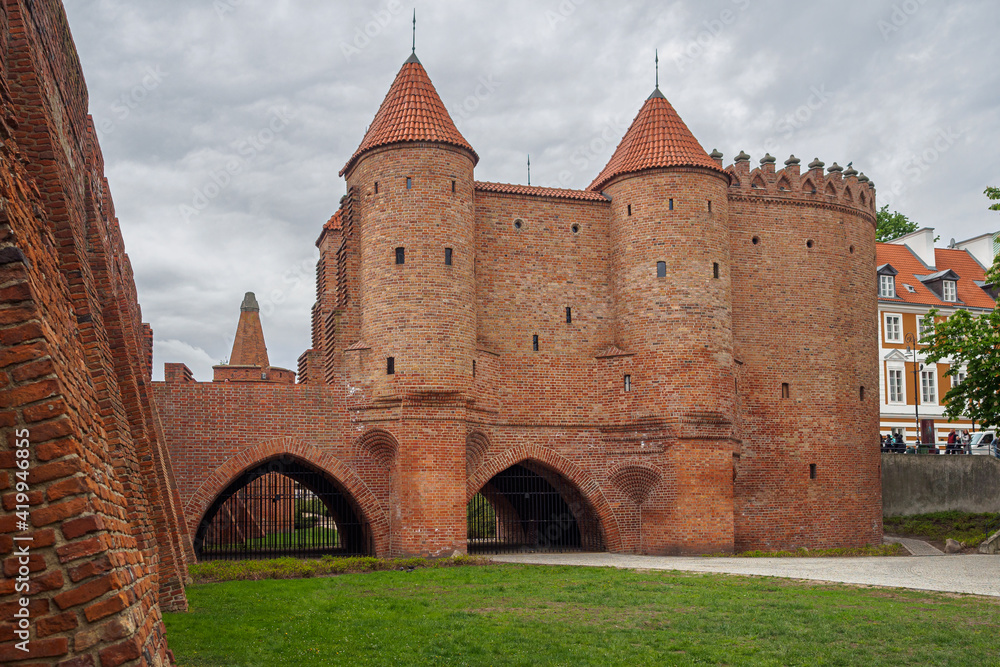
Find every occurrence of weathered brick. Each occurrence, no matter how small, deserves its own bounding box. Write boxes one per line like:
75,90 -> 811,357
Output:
52,573 -> 114,610
36,610 -> 79,637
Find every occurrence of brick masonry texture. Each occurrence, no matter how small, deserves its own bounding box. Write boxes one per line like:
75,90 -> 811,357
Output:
156,56 -> 882,560
1,1 -> 190,665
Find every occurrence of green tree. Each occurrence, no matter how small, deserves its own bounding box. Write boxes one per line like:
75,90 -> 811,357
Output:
985,186 -> 1000,211
876,205 -> 919,242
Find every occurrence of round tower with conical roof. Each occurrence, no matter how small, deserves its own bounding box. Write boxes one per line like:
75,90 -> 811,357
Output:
590,86 -> 736,554
340,52 -> 478,398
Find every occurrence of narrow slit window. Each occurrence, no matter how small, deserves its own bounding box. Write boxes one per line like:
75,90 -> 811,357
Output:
627,204 -> 632,216
451,180 -> 456,193
656,261 -> 666,278
374,181 -> 379,194
713,262 -> 720,279
565,307 -> 572,324
472,360 -> 476,377
669,198 -> 674,211
809,464 -> 817,480
860,386 -> 865,400
532,335 -> 539,352
387,357 -> 395,375
624,375 -> 632,392
406,177 -> 412,190
445,248 -> 453,266
707,200 -> 712,213
395,247 -> 405,265
781,382 -> 790,399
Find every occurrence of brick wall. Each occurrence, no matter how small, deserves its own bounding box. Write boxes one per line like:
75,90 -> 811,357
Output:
1,1 -> 189,664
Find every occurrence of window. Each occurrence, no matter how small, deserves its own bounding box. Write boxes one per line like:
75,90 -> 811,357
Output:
624,375 -> 632,392
879,275 -> 895,298
809,464 -> 817,480
713,262 -> 720,279
374,181 -> 379,194
532,335 -> 539,352
887,368 -> 904,404
565,307 -> 572,324
918,318 -> 933,342
920,368 -> 936,404
860,386 -> 865,400
627,204 -> 632,216
406,177 -> 412,190
472,360 -> 476,377
668,198 -> 674,211
395,247 -> 405,265
451,180 -> 456,193
707,200 -> 712,213
656,261 -> 666,278
883,314 -> 902,343
386,357 -> 395,375
781,383 -> 790,399
445,248 -> 453,266
942,280 -> 957,302
954,368 -> 966,386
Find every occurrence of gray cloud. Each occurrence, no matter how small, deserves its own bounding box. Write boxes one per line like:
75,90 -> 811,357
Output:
63,0 -> 1000,380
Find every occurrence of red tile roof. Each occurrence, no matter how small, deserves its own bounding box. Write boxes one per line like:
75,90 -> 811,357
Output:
340,54 -> 477,176
474,181 -> 609,202
588,89 -> 724,191
935,248 -> 995,309
876,243 -> 995,309
323,210 -> 343,231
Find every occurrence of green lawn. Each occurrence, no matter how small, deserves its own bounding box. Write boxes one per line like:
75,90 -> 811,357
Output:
884,511 -> 1000,547
164,564 -> 999,666
203,527 -> 339,552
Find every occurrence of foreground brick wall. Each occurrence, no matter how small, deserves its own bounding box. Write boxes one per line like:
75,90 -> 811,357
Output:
1,1 -> 190,664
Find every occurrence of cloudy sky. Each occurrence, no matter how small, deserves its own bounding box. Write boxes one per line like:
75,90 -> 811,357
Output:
62,0 -> 1000,381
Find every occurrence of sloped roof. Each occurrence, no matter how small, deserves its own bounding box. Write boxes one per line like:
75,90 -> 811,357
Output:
323,210 -> 343,231
588,88 -> 724,191
876,243 -> 995,309
340,54 -> 477,176
474,181 -> 609,202
935,248 -> 996,309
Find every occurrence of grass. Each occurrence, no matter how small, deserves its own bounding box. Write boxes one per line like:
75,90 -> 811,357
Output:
883,511 -> 1000,547
164,564 -> 1000,666
188,555 -> 487,584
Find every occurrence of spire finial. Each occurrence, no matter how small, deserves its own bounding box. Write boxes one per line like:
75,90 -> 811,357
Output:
655,49 -> 659,89
527,154 -> 531,186
412,9 -> 416,54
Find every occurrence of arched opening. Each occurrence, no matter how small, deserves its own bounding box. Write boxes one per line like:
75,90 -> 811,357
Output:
467,461 -> 604,554
194,456 -> 372,560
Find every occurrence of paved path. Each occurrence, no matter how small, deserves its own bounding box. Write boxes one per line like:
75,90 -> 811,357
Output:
492,552 -> 1000,597
882,535 -> 945,556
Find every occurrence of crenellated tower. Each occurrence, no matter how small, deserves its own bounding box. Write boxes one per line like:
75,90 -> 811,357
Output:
589,86 -> 737,554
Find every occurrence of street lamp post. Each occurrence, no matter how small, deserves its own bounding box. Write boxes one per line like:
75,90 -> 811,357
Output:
905,332 -> 921,449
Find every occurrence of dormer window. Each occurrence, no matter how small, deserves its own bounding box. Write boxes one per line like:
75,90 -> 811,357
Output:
879,274 -> 895,298
942,280 -> 957,302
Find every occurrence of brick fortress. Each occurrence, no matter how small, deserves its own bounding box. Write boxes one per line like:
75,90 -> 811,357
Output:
156,50 -> 883,558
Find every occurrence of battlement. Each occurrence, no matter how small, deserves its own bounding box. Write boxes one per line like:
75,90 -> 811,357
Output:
720,151 -> 876,221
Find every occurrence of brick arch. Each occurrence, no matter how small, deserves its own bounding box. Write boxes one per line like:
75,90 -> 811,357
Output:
466,429 -> 491,477
356,427 -> 399,467
186,437 -> 390,556
608,463 -> 662,507
468,443 -> 622,552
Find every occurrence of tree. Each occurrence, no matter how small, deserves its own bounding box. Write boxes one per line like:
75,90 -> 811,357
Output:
921,191 -> 1000,428
875,205 -> 919,242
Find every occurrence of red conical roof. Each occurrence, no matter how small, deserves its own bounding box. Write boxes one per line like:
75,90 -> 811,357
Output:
229,292 -> 269,367
588,89 -> 723,191
340,54 -> 478,176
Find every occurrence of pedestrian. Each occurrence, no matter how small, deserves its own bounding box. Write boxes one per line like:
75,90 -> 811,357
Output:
947,430 -> 957,454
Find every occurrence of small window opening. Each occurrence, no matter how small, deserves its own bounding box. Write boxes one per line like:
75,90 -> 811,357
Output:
472,360 -> 476,377
532,335 -> 539,352
374,181 -> 379,194
445,248 -> 453,266
565,307 -> 572,324
656,261 -> 666,278
406,177 -> 412,190
781,382 -> 790,399
624,374 -> 632,392
752,236 -> 760,245
669,199 -> 674,211
627,204 -> 632,216
849,245 -> 855,254
713,262 -> 720,279
387,357 -> 395,375
806,239 -> 814,249
395,247 -> 405,265
809,463 -> 817,480
514,219 -> 523,230
451,180 -> 456,193
572,224 -> 579,234
707,200 -> 712,213
860,386 -> 865,400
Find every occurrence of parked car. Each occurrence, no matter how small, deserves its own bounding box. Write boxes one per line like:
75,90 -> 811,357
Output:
969,430 -> 997,458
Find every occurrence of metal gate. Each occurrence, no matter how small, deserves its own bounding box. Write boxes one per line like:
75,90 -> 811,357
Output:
194,457 -> 372,561
467,463 -> 603,554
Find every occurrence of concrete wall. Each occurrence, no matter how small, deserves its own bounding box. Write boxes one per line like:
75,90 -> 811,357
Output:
882,454 -> 1000,515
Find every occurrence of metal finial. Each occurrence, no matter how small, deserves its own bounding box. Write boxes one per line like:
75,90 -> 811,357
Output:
527,154 -> 531,186
655,49 -> 659,89
412,9 -> 416,53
